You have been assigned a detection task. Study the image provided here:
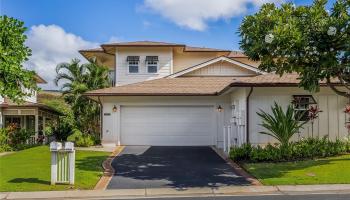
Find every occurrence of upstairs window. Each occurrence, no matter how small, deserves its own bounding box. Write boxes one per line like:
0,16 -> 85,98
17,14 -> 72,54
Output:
127,56 -> 140,73
146,56 -> 158,73
292,95 -> 317,121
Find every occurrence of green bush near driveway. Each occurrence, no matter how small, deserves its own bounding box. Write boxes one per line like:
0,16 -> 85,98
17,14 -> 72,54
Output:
243,154 -> 350,185
0,146 -> 109,192
230,137 -> 350,162
67,129 -> 95,147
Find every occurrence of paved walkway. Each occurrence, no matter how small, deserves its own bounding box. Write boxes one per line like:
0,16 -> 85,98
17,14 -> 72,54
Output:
2,185 -> 350,199
75,145 -> 116,152
107,146 -> 250,189
0,152 -> 14,157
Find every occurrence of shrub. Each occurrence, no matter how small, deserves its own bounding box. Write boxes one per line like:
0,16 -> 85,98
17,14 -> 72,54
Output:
0,128 -> 9,145
257,102 -> 308,147
7,128 -> 34,147
67,128 -> 83,142
0,144 -> 12,152
0,127 -> 35,151
75,135 -> 94,147
230,137 -> 350,162
67,129 -> 95,147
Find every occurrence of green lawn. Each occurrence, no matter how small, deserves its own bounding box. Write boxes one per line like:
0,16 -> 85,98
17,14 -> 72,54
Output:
243,154 -> 350,185
0,146 -> 109,192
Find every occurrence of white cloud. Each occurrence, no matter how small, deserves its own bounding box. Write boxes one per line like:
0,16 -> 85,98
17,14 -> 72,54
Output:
25,24 -> 98,90
143,0 -> 283,31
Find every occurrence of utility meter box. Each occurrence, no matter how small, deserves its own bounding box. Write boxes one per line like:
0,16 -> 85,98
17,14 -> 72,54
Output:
50,142 -> 62,151
64,142 -> 74,151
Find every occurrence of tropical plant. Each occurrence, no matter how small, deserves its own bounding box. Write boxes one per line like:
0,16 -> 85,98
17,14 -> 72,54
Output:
257,102 -> 308,147
42,96 -> 75,141
239,0 -> 350,99
0,125 -> 35,150
67,128 -> 95,147
308,105 -> 322,137
54,58 -> 110,135
0,15 -> 38,102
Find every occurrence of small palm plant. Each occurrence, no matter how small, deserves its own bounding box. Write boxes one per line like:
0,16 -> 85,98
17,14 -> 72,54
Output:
257,102 -> 308,147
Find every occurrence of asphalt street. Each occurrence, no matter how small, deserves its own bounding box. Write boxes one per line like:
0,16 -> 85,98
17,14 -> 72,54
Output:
101,193 -> 350,200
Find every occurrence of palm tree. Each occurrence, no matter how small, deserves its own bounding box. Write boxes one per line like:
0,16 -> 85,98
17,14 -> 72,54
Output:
55,58 -> 110,135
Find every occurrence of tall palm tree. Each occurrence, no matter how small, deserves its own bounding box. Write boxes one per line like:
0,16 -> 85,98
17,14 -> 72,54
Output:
55,58 -> 110,135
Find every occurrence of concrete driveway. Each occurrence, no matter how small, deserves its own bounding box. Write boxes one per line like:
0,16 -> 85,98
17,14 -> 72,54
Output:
107,146 -> 251,189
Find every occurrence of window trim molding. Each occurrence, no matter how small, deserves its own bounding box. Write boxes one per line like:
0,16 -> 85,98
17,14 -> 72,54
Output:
128,60 -> 139,74
146,60 -> 159,74
292,95 -> 317,121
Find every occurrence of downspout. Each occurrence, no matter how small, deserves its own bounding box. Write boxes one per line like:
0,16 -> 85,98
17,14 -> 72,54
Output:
97,96 -> 103,141
246,87 -> 254,144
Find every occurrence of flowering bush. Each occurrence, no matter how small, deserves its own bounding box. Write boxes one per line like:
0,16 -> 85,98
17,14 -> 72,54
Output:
0,125 -> 35,152
345,104 -> 350,114
308,105 -> 322,121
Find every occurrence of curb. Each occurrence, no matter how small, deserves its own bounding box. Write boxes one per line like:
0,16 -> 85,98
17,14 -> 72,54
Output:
211,146 -> 262,186
93,146 -> 125,190
3,185 -> 350,199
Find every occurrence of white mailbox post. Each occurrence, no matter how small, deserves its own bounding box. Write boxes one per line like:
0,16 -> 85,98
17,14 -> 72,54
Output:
50,142 -> 75,185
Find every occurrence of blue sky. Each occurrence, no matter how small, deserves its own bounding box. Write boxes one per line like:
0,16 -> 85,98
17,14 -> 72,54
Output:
0,0 -> 335,89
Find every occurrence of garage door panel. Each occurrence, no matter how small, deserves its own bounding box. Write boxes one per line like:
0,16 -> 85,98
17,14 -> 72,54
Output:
121,106 -> 215,146
134,136 -> 214,146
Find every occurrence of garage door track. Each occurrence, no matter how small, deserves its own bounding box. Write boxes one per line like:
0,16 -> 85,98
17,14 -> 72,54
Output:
107,146 -> 251,189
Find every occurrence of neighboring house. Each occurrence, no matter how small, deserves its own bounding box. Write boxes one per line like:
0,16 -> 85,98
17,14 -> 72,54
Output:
0,75 -> 60,143
80,41 -> 349,148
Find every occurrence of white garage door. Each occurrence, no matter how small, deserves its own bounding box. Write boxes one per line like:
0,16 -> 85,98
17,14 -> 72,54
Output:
121,106 -> 215,146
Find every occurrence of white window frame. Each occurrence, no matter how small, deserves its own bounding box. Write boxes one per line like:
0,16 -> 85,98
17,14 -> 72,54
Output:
146,60 -> 158,74
128,61 -> 139,74
292,95 -> 316,121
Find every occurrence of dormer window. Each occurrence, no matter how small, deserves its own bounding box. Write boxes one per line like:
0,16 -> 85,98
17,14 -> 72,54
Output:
146,56 -> 158,73
127,56 -> 140,73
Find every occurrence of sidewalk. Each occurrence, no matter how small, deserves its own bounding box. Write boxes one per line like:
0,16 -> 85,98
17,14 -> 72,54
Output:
2,184 -> 350,199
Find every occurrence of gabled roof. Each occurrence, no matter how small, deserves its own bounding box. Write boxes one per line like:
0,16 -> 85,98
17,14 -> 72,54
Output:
79,40 -> 233,55
184,46 -> 231,52
227,51 -> 248,58
0,100 -> 62,115
84,73 -> 343,97
79,47 -> 104,53
84,77 -> 234,96
35,74 -> 47,84
101,41 -> 185,48
168,56 -> 265,78
231,73 -> 340,86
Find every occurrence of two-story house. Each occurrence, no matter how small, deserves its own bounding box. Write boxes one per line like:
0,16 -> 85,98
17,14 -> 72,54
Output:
80,41 -> 349,149
0,75 -> 60,143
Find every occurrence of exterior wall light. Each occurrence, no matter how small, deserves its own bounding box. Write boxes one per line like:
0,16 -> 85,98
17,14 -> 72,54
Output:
217,105 -> 223,112
112,105 -> 118,112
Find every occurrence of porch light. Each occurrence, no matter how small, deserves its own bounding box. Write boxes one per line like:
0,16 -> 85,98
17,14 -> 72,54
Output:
112,105 -> 118,112
217,105 -> 223,112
